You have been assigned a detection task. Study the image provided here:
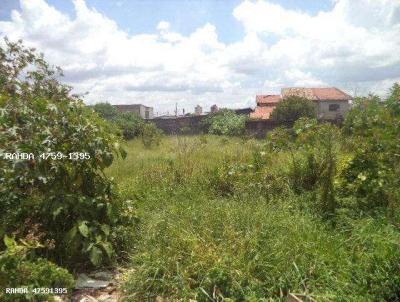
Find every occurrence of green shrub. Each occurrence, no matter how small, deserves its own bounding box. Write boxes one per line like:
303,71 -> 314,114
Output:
265,118 -> 340,218
340,91 -> 400,215
93,103 -> 144,140
141,123 -> 162,148
271,96 -> 316,122
92,102 -> 119,121
204,109 -> 247,136
115,112 -> 144,140
0,38 -> 126,267
0,235 -> 74,302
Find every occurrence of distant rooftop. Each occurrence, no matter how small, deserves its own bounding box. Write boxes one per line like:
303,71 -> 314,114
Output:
256,95 -> 282,104
282,87 -> 352,101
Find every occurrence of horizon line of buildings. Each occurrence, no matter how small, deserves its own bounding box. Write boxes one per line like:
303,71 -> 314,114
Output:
112,86 -> 353,121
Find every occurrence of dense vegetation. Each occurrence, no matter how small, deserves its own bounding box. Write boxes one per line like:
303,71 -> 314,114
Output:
202,109 -> 247,136
2,38 -> 400,301
271,96 -> 316,121
92,102 -> 163,147
0,39 -> 129,301
107,84 -> 400,301
92,102 -> 145,140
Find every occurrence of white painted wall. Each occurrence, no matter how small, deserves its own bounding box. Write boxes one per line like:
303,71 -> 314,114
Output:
317,100 -> 350,120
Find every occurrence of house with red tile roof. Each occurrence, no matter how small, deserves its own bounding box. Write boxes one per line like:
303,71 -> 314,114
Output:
250,87 -> 352,120
250,95 -> 282,119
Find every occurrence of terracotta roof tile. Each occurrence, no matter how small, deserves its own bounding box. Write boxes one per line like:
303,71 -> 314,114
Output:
311,88 -> 352,101
250,106 -> 275,119
281,88 -> 317,100
281,87 -> 352,101
256,95 -> 282,104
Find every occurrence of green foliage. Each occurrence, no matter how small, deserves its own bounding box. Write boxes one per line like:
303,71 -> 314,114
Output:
106,132 -> 400,301
92,102 -> 144,140
0,38 -> 126,267
0,235 -> 74,302
265,118 -> 340,218
265,126 -> 295,152
340,89 -> 400,215
141,122 -> 162,148
92,102 -> 119,121
204,109 -> 247,136
115,112 -> 145,140
271,96 -> 316,121
386,82 -> 400,116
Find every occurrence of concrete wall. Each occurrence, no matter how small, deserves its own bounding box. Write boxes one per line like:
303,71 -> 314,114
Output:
137,105 -> 154,119
141,106 -> 154,119
152,116 -> 207,135
317,100 -> 350,120
114,104 -> 154,119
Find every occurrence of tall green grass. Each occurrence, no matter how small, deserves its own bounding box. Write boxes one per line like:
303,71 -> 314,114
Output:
107,136 -> 400,301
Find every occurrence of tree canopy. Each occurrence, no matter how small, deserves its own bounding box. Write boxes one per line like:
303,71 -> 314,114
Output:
270,96 -> 316,121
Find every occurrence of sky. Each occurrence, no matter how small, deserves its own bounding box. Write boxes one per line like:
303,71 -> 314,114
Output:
0,0 -> 399,115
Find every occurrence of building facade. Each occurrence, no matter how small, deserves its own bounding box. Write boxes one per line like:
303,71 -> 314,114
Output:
114,104 -> 154,119
250,95 -> 281,119
251,87 -> 352,121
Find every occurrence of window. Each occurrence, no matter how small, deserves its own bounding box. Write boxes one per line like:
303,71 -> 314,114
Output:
329,104 -> 340,111
145,110 -> 150,119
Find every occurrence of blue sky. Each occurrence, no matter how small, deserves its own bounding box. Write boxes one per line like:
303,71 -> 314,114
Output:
0,0 -> 399,114
1,0 -> 334,43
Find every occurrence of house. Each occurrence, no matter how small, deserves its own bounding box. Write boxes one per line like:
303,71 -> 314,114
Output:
114,104 -> 154,119
250,95 -> 281,120
250,87 -> 352,120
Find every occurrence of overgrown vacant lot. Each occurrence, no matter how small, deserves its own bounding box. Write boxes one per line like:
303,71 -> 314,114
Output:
107,135 -> 400,302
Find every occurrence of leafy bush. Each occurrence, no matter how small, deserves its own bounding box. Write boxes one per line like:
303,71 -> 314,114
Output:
271,96 -> 316,121
265,118 -> 340,218
92,102 -> 119,121
115,112 -> 144,140
204,109 -> 247,136
0,38 -> 126,267
141,123 -> 162,148
93,102 -> 144,140
386,82 -> 400,116
0,235 -> 74,302
340,88 -> 400,215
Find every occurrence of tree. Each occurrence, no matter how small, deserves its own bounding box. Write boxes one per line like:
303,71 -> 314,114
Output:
115,111 -> 144,140
205,109 -> 247,136
92,102 -> 119,120
270,96 -> 316,121
386,82 -> 400,116
0,38 -> 126,267
92,103 -> 144,140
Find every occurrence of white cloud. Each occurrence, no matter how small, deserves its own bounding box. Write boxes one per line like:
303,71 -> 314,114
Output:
0,0 -> 399,114
157,21 -> 170,31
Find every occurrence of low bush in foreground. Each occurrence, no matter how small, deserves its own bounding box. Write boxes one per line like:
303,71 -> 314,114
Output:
0,235 -> 74,302
0,38 -> 126,270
